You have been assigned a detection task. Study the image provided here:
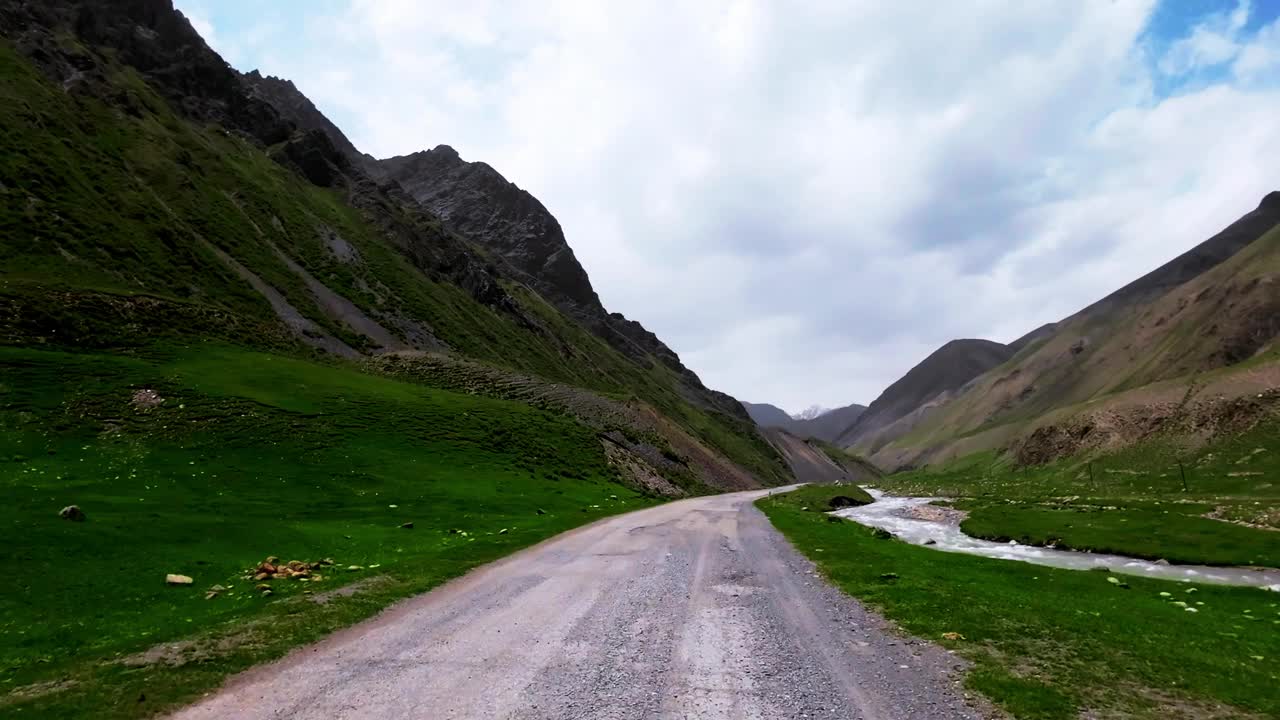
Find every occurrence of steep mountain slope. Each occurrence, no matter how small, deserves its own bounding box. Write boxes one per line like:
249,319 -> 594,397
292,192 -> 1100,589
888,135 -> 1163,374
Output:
0,0 -> 786,488
758,428 -> 852,484
236,82 -> 747,425
746,401 -> 868,442
1006,322 -> 1057,355
743,401 -> 793,427
837,339 -> 1013,452
373,146 -> 749,421
240,71 -> 381,178
870,195 -> 1280,470
758,428 -> 883,485
794,402 -> 869,442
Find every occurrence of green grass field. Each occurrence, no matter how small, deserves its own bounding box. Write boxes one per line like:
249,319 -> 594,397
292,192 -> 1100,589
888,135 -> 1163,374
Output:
957,499 -> 1280,567
759,486 -> 1280,720
0,344 -> 658,718
873,423 -> 1280,566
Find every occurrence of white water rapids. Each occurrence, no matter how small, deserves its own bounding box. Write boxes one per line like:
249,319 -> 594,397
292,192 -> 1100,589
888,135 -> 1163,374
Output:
832,490 -> 1280,591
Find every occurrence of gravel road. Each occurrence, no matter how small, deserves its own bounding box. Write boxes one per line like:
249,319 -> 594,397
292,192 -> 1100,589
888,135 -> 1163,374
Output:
171,487 -> 991,720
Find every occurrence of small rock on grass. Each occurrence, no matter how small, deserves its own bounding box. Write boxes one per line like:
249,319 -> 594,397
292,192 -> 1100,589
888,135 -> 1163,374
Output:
59,505 -> 86,522
399,522 -> 414,530
166,574 -> 193,586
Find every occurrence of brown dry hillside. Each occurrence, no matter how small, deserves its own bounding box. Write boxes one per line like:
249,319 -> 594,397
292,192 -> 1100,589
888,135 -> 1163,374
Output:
836,339 -> 1013,452
868,193 -> 1280,469
759,428 -> 883,485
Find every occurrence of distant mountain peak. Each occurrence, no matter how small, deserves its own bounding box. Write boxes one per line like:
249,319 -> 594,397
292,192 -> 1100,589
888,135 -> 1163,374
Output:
792,405 -> 829,421
743,401 -> 866,443
430,144 -> 461,159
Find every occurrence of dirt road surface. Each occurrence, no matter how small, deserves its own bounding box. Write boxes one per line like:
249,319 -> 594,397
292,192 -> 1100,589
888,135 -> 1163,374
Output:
171,488 -> 989,720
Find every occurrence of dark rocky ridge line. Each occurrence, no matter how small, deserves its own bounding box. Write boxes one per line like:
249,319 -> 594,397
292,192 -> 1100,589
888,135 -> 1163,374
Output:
260,83 -> 748,420
2,0 -> 526,327
8,0 -> 748,422
836,339 -> 1013,451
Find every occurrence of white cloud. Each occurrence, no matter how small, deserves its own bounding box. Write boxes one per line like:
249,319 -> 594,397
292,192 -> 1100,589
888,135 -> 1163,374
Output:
1157,0 -> 1250,76
185,0 -> 1280,413
1234,16 -> 1280,81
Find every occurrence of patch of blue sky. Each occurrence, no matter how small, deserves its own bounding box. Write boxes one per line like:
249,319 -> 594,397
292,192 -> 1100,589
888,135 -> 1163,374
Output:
1141,0 -> 1280,96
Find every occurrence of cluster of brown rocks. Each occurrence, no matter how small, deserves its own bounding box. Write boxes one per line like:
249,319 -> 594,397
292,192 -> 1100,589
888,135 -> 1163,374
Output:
248,556 -> 333,583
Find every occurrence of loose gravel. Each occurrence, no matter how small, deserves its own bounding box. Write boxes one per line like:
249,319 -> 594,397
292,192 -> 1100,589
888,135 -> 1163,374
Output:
170,488 -> 994,719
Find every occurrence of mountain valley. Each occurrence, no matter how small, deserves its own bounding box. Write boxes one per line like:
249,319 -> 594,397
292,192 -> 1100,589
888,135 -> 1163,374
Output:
2,2 -> 1278,719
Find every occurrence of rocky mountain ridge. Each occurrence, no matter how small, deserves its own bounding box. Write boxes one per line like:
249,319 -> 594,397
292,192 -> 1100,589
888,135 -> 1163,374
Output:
0,0 -> 787,488
744,401 -> 869,443
248,83 -> 747,420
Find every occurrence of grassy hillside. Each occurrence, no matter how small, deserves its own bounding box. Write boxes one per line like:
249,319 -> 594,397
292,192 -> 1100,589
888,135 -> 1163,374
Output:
808,439 -> 884,483
0,37 -> 786,488
839,339 -> 1012,453
0,343 -> 660,717
870,216 -> 1280,471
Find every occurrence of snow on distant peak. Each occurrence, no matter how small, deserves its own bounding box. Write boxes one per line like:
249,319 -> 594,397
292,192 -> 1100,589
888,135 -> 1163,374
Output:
792,405 -> 830,421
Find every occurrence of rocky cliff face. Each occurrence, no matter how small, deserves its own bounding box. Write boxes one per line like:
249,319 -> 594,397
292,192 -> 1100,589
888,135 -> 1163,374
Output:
241,70 -> 383,178
380,146 -> 604,314
3,0 -> 750,423
2,0 -> 290,144
227,77 -> 747,418
1,0 -> 524,324
0,0 -> 788,486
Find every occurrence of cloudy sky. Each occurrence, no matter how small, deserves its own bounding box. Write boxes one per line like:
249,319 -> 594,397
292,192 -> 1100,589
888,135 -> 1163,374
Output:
179,0 -> 1280,415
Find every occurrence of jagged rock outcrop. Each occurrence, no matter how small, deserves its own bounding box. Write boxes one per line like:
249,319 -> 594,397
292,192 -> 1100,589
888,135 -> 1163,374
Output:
380,147 -> 603,313
1,0 -> 290,144
9,0 -> 542,326
231,73 -> 748,421
241,70 -> 383,177
0,0 -> 791,490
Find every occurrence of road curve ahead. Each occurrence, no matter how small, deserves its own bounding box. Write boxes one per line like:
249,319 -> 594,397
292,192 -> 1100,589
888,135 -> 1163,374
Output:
172,488 -> 988,720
